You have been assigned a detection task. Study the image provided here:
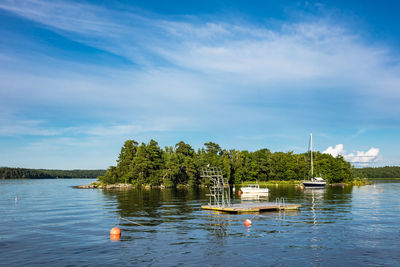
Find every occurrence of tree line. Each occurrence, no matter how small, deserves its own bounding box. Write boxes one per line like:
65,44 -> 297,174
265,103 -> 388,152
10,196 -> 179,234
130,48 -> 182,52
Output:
0,167 -> 106,179
98,139 -> 353,186
352,166 -> 400,178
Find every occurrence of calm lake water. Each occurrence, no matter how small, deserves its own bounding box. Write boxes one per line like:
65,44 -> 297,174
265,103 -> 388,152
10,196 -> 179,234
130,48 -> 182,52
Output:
1,179 -> 400,266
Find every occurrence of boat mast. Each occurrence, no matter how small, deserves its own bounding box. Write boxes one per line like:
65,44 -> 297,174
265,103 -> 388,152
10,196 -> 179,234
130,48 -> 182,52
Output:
310,133 -> 313,178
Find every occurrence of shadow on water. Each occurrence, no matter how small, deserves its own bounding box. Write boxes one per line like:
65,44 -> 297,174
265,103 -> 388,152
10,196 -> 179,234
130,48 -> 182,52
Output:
101,187 -> 208,227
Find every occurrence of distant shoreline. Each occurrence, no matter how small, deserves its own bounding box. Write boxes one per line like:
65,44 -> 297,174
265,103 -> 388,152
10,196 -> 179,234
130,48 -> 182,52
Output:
0,167 -> 106,179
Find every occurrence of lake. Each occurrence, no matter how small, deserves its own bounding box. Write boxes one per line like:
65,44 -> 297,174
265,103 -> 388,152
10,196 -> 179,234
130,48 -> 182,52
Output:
1,179 -> 399,266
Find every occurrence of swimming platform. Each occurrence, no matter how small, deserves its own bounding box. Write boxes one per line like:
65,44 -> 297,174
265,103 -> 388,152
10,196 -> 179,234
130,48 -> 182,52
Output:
201,202 -> 301,214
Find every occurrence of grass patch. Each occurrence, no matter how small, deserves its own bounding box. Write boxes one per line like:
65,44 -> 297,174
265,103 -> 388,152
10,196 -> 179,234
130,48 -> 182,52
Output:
239,180 -> 302,186
348,178 -> 372,186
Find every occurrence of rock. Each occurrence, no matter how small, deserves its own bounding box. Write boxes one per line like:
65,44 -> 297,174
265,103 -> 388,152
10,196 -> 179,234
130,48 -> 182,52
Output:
105,183 -> 133,190
74,185 -> 90,189
74,182 -> 101,189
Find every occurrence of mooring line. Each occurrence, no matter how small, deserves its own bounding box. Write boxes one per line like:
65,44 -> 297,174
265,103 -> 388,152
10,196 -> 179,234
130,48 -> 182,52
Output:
250,214 -> 258,220
250,214 -> 270,220
119,216 -> 145,226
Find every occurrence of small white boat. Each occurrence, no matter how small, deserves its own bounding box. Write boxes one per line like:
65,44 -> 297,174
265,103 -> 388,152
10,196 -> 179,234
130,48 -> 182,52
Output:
240,184 -> 269,194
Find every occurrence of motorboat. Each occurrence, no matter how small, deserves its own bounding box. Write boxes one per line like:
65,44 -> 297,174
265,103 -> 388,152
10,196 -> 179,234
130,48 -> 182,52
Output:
240,184 -> 269,194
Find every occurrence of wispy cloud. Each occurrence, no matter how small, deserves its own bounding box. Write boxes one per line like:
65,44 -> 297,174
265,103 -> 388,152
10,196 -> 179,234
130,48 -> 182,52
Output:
0,118 -> 59,136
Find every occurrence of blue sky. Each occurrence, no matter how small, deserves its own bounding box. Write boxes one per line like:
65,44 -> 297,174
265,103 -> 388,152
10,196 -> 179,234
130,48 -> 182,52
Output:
1,0 -> 400,169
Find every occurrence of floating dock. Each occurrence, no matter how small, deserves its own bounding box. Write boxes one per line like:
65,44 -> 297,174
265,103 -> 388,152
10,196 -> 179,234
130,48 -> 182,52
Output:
201,202 -> 301,214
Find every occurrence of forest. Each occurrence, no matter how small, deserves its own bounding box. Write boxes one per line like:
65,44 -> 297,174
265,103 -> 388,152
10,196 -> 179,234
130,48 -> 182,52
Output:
0,167 -> 105,179
352,166 -> 400,178
98,139 -> 353,186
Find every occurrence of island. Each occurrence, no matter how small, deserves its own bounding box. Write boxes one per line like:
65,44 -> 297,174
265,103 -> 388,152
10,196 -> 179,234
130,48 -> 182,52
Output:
94,139 -> 358,188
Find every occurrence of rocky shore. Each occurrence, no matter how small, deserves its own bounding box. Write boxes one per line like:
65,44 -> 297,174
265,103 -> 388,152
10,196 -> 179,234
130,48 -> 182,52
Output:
74,182 -> 133,189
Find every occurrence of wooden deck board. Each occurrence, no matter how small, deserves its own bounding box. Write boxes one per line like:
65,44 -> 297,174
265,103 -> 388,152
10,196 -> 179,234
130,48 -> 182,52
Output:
201,202 -> 301,213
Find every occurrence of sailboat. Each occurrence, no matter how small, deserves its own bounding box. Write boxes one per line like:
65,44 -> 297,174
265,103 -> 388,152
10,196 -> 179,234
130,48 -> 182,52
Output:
302,133 -> 327,188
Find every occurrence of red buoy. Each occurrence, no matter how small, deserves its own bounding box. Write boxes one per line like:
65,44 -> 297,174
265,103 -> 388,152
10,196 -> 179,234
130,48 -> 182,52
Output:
244,219 -> 252,227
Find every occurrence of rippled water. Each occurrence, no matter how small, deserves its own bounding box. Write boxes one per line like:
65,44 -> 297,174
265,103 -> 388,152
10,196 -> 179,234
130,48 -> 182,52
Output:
1,179 -> 400,266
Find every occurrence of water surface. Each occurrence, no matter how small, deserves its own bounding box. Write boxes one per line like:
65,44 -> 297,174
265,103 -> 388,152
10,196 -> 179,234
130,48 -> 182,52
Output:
1,179 -> 399,266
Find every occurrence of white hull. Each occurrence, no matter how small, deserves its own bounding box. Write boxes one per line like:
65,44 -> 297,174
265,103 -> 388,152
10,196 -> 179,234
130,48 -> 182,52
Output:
240,188 -> 270,194
240,184 -> 269,194
302,181 -> 326,188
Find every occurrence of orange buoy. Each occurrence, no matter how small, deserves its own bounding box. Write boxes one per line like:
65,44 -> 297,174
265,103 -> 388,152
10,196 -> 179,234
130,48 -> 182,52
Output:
110,227 -> 121,235
244,219 -> 252,227
110,227 -> 121,240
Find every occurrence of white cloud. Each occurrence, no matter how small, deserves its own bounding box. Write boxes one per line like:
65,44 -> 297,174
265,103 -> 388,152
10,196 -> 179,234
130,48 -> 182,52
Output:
344,147 -> 380,164
324,144 -> 380,164
323,144 -> 345,157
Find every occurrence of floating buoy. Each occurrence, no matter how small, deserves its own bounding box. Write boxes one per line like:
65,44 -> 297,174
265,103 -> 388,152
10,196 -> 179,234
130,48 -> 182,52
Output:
110,227 -> 121,240
110,227 -> 121,235
244,219 -> 252,227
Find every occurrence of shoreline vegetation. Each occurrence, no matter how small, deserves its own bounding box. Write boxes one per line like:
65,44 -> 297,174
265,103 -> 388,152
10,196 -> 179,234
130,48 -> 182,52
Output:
0,167 -> 105,179
76,178 -> 371,190
97,139 -> 356,188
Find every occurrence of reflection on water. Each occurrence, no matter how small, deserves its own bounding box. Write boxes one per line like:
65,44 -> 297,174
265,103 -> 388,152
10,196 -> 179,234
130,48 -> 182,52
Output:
304,188 -> 325,226
240,192 -> 269,201
1,179 -> 400,266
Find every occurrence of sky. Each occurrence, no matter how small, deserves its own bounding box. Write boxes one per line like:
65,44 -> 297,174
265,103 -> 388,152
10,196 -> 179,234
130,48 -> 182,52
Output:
1,0 -> 400,169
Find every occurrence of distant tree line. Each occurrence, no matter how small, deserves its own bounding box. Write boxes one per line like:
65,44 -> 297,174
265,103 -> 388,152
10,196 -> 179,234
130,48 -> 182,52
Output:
352,166 -> 400,178
0,167 -> 106,179
98,139 -> 353,186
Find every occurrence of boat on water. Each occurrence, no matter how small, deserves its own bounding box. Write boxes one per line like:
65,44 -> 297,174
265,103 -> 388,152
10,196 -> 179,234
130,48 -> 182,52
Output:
240,184 -> 269,194
302,176 -> 326,188
302,133 -> 327,188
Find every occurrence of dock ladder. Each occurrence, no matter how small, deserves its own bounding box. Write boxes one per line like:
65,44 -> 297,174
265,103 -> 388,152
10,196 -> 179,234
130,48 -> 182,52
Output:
276,197 -> 286,209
